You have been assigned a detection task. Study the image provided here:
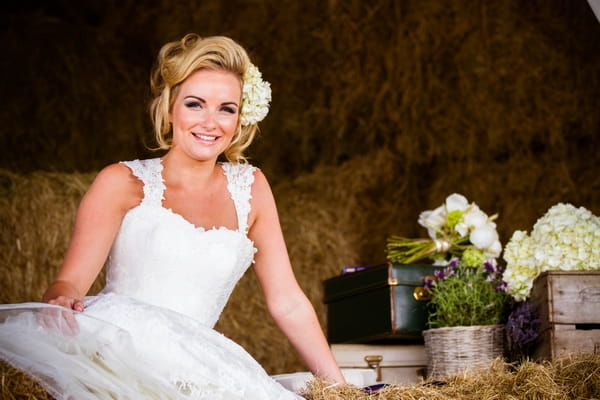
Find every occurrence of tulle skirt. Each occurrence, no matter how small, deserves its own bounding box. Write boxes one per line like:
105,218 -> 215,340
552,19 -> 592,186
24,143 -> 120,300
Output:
0,293 -> 303,400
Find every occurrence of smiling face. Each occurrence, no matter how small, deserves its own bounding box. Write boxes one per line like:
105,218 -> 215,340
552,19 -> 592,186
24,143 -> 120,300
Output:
169,69 -> 242,163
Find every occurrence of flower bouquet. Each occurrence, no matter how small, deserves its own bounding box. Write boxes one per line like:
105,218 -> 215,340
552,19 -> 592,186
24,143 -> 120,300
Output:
386,193 -> 507,328
386,193 -> 508,378
386,193 -> 502,264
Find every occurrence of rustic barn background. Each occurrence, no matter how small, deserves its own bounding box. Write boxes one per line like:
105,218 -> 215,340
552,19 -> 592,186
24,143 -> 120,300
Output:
1,0 -> 599,375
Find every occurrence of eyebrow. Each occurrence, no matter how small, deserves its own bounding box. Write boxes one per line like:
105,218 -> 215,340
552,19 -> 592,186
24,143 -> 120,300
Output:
184,95 -> 239,107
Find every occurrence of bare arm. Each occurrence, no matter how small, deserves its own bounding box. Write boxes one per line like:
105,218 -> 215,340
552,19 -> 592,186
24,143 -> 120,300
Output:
248,170 -> 345,383
42,163 -> 141,310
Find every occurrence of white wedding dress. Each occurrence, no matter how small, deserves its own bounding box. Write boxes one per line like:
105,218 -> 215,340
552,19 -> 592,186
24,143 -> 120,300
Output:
0,158 -> 304,400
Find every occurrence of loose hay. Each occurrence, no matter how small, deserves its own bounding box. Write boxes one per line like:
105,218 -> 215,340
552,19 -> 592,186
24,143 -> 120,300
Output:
301,354 -> 600,400
4,354 -> 599,400
0,361 -> 52,400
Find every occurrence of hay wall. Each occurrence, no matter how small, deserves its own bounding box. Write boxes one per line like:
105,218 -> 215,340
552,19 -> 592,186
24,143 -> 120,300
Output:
0,0 -> 598,178
0,0 -> 599,377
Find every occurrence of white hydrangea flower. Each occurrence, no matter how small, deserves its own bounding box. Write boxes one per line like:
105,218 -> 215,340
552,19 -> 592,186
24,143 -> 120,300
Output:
502,203 -> 600,300
502,230 -> 537,301
240,63 -> 272,126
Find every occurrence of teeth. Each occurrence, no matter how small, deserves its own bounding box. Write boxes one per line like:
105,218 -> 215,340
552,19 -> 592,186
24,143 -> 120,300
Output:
193,133 -> 216,141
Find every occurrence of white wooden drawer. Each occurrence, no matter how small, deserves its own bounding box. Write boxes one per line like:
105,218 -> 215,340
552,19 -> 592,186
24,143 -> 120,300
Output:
331,343 -> 427,384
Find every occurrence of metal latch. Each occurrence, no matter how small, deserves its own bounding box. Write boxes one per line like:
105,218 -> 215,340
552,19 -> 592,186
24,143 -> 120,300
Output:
364,355 -> 383,382
413,275 -> 435,301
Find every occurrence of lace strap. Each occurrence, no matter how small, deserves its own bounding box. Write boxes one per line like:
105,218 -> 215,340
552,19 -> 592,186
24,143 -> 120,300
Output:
221,163 -> 256,234
120,158 -> 165,207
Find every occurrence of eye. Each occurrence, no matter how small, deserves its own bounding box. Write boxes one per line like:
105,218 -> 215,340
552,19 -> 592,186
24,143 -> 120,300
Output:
184,101 -> 202,109
221,106 -> 237,114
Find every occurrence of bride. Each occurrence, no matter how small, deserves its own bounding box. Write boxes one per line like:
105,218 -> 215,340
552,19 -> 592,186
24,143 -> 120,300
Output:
0,33 -> 344,399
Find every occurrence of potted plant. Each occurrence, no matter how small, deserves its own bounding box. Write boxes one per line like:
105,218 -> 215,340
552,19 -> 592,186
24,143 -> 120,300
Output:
386,193 -> 508,378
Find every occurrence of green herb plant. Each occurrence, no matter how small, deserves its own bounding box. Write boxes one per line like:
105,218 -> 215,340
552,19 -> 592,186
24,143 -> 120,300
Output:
425,258 -> 508,328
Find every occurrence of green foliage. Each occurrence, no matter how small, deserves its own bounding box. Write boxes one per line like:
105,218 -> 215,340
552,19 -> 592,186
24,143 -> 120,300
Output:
427,262 -> 508,328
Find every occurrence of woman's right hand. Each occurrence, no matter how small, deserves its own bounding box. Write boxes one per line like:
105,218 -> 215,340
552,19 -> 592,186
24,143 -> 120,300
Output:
47,295 -> 85,312
40,284 -> 85,336
38,298 -> 83,336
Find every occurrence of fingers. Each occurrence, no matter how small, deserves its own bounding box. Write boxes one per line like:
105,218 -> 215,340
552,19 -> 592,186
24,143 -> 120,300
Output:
48,295 -> 80,310
60,309 -> 80,336
72,300 -> 85,313
37,307 -> 60,331
37,296 -> 83,336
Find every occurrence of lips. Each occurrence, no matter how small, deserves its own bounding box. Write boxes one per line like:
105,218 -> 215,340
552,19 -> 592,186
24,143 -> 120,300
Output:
192,132 -> 218,142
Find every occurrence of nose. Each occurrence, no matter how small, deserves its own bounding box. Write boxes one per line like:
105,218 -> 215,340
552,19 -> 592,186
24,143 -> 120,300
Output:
200,109 -> 217,129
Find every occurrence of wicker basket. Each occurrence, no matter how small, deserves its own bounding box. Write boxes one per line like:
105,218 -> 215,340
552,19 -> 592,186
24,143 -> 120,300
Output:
422,324 -> 505,379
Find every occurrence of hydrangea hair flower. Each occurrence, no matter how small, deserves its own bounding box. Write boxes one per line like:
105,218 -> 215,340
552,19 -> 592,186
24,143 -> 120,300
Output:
240,63 -> 272,126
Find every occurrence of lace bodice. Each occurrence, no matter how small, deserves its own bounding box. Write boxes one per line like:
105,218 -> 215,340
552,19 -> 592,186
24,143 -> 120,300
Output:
103,158 -> 257,327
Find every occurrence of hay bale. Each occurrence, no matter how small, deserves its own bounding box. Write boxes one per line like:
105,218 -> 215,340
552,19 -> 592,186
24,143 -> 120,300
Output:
1,0 -> 598,181
0,170 -> 98,304
0,13 -> 153,173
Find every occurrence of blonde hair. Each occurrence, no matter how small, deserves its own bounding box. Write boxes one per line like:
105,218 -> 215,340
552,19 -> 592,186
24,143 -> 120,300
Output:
149,34 -> 259,163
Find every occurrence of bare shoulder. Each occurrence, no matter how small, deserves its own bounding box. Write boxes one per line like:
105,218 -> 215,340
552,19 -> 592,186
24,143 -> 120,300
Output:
248,168 -> 280,229
250,168 -> 275,204
86,163 -> 143,212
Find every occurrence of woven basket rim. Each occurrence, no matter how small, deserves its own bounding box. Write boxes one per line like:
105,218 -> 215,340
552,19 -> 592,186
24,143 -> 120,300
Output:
423,324 -> 504,334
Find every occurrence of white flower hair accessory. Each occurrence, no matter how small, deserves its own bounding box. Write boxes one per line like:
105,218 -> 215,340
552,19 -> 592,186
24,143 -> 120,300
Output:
240,63 -> 271,126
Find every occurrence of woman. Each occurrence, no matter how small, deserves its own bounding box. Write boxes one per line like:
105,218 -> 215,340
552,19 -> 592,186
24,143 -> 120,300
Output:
0,33 -> 344,399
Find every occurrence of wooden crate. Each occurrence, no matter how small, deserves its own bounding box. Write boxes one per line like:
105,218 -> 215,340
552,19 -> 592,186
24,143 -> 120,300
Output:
529,271 -> 600,360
